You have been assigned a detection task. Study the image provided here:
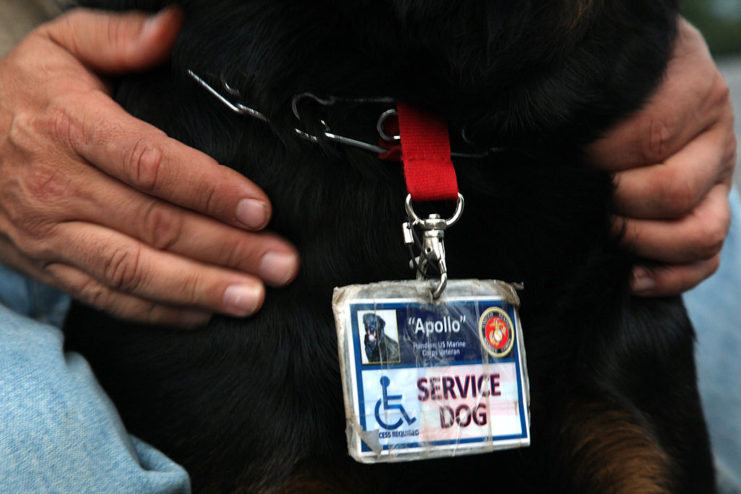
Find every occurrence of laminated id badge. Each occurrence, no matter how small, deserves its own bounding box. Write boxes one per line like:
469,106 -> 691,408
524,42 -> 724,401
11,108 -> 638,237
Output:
333,279 -> 530,463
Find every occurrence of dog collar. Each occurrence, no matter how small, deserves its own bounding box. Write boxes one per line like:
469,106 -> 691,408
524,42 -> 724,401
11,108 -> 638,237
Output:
187,69 -> 502,162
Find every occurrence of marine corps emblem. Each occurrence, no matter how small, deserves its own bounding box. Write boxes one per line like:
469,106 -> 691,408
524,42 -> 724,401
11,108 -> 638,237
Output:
478,307 -> 515,358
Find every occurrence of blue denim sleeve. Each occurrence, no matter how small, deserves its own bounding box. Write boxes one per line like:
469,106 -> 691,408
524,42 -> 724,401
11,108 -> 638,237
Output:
0,270 -> 190,493
685,187 -> 741,493
0,264 -> 69,327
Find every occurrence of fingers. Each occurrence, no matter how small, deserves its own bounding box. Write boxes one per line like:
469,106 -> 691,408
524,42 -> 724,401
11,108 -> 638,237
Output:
630,255 -> 721,297
47,221 -> 266,317
613,110 -> 736,219
0,236 -> 211,327
48,89 -> 274,231
65,166 -> 299,286
49,262 -> 215,327
588,17 -> 736,297
619,182 -> 731,264
40,7 -> 184,73
5,109 -> 298,288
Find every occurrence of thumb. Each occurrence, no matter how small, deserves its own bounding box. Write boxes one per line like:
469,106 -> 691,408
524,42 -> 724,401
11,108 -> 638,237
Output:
40,6 -> 184,73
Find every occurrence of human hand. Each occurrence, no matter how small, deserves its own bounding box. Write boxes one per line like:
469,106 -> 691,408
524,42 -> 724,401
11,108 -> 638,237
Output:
0,8 -> 299,326
588,18 -> 736,296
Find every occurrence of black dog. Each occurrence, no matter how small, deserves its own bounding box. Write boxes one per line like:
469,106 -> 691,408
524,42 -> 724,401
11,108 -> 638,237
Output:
64,1 -> 717,493
362,313 -> 399,364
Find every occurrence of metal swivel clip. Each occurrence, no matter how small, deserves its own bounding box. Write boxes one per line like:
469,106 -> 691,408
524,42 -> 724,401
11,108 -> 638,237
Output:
402,194 -> 464,299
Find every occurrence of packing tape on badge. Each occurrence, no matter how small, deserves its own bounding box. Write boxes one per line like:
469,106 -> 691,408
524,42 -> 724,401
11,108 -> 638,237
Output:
332,279 -> 530,463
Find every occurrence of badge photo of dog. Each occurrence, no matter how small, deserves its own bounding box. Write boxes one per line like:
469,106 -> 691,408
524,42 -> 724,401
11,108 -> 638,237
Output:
63,0 -> 717,492
360,313 -> 400,365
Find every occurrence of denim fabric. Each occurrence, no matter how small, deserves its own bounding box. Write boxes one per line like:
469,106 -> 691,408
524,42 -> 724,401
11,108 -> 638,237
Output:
0,265 -> 69,327
685,187 -> 741,493
0,269 -> 190,493
1,192 -> 740,492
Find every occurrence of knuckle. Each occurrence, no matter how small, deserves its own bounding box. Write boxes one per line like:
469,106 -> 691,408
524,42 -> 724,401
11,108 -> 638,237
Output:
75,276 -> 109,309
6,112 -> 35,150
141,202 -> 184,250
180,273 -> 203,305
46,100 -> 84,152
201,182 -> 219,217
653,167 -> 696,217
221,239 -> 263,270
710,72 -> 731,107
49,108 -> 75,149
642,116 -> 671,164
11,228 -> 56,260
10,237 -> 45,265
693,219 -> 727,260
138,302 -> 171,324
110,299 -> 158,322
126,138 -> 165,192
3,117 -> 69,199
103,244 -> 144,292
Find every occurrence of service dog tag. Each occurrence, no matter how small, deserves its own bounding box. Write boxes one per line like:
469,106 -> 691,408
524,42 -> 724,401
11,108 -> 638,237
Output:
333,279 -> 530,463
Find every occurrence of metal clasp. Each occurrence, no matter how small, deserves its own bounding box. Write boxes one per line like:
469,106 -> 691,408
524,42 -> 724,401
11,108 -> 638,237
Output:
187,69 -> 503,159
403,193 -> 464,299
187,70 -> 269,122
291,93 -> 396,154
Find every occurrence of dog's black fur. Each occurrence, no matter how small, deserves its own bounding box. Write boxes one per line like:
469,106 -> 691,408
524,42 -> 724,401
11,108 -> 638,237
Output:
63,1 -> 717,492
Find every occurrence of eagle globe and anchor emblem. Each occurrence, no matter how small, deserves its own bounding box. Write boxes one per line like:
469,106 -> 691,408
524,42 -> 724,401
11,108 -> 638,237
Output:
478,307 -> 515,358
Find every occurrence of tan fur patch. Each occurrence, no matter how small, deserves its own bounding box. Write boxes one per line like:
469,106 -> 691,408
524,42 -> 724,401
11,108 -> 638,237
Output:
559,401 -> 672,493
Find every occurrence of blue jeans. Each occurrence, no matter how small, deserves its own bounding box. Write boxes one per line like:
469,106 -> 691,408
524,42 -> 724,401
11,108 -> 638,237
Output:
0,269 -> 190,493
1,192 -> 740,492
686,187 -> 741,493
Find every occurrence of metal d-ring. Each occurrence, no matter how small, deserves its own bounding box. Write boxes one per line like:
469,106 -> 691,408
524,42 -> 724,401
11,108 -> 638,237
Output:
404,193 -> 465,228
377,108 -> 400,143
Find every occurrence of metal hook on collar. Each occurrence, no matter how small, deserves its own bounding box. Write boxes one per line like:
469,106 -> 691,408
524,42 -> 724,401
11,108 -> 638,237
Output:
187,73 -> 502,160
377,109 -> 400,142
291,93 -> 398,154
187,70 -> 268,122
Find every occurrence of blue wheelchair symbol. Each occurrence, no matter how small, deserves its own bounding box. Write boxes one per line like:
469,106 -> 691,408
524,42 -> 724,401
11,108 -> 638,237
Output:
374,376 -> 416,430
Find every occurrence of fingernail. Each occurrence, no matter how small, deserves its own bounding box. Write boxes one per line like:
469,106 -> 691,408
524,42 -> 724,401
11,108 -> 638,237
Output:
236,199 -> 270,229
631,268 -> 656,293
223,284 -> 263,316
258,251 -> 300,286
142,8 -> 168,36
142,6 -> 183,41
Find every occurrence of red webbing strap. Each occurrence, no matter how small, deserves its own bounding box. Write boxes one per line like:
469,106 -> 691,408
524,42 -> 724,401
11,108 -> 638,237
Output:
396,102 -> 459,202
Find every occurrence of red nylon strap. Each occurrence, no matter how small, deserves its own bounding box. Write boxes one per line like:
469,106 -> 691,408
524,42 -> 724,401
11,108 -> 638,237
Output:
396,102 -> 459,201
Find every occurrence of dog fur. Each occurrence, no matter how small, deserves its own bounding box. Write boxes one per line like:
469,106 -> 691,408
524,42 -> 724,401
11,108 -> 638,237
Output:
63,1 -> 717,492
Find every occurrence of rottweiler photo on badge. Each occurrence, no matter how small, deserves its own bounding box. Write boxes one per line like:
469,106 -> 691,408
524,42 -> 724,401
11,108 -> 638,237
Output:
357,310 -> 401,366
